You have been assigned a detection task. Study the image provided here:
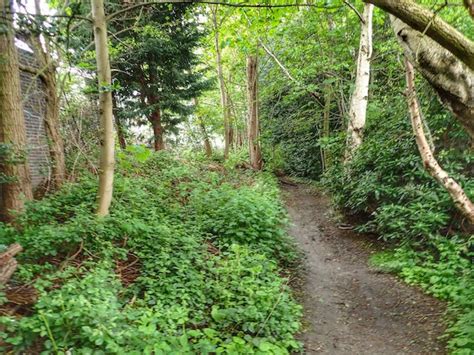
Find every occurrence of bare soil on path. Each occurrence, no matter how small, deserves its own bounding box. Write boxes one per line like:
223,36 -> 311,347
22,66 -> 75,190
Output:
283,184 -> 447,354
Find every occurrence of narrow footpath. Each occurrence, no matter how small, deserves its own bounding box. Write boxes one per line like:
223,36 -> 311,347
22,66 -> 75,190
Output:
283,184 -> 446,354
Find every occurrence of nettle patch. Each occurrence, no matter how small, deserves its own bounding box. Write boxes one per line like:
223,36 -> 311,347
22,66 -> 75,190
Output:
0,151 -> 302,353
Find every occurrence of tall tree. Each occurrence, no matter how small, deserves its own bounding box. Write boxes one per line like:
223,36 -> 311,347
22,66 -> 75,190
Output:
344,3 -> 374,164
0,0 -> 33,222
112,3 -> 207,151
246,55 -> 262,170
91,0 -> 115,217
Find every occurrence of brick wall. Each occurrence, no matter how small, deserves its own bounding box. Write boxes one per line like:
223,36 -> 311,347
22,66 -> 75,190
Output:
18,49 -> 51,189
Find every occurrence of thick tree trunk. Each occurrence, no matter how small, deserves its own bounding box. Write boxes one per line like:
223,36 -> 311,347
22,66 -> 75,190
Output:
390,16 -> 474,144
91,0 -> 115,217
0,0 -> 33,222
150,109 -> 165,151
344,3 -> 373,164
246,55 -> 262,170
405,58 -> 474,224
212,6 -> 232,159
364,0 -> 474,71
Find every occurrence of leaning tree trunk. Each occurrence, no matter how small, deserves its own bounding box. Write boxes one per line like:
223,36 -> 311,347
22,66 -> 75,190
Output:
91,0 -> 115,217
212,6 -> 232,159
344,3 -> 374,164
246,55 -> 262,170
363,0 -> 474,71
390,16 -> 474,144
0,0 -> 33,222
405,58 -> 474,224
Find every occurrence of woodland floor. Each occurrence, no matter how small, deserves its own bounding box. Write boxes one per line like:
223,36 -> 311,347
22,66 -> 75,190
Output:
283,183 -> 447,354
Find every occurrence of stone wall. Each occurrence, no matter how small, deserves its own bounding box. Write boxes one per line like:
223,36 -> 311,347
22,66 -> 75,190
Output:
18,49 -> 51,189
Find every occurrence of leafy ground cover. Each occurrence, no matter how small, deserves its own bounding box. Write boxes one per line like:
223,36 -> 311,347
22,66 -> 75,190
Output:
0,148 -> 302,353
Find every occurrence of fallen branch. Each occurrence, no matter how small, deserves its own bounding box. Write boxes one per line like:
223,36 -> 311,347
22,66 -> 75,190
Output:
0,243 -> 23,284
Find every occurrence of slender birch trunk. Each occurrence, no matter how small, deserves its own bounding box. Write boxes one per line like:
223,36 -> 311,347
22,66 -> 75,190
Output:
211,6 -> 232,159
344,3 -> 374,164
404,58 -> 474,224
246,55 -> 262,170
91,0 -> 115,217
0,0 -> 33,222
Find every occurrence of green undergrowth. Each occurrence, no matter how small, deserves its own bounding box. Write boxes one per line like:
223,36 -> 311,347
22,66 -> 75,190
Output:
370,237 -> 474,354
0,148 -> 302,354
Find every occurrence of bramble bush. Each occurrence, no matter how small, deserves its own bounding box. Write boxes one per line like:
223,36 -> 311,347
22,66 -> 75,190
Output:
0,149 -> 302,353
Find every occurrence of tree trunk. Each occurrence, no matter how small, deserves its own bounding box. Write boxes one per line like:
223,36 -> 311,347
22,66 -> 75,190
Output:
404,58 -> 474,224
112,94 -> 127,149
246,55 -> 262,170
364,0 -> 474,71
0,0 -> 33,222
150,109 -> 165,151
201,122 -> 212,157
344,3 -> 374,164
91,0 -> 115,217
211,6 -> 232,159
28,0 -> 66,189
390,16 -> 474,144
322,83 -> 333,171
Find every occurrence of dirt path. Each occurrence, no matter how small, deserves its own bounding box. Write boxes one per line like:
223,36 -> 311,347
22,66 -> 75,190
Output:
283,184 -> 446,354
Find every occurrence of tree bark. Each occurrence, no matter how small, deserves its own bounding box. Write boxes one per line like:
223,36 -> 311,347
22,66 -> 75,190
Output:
211,6 -> 232,159
112,94 -> 127,150
390,16 -> 474,143
91,0 -> 115,217
364,0 -> 474,71
27,0 -> 66,189
322,83 -> 333,171
405,58 -> 474,224
0,0 -> 33,222
201,122 -> 212,157
26,37 -> 66,190
246,55 -> 262,170
344,3 -> 373,164
150,108 -> 165,151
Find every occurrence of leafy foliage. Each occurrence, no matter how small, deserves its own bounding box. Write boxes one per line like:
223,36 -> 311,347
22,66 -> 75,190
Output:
0,150 -> 302,353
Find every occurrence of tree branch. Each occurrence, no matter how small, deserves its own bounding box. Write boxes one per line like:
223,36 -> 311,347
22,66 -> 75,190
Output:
107,1 -> 337,20
364,0 -> 474,70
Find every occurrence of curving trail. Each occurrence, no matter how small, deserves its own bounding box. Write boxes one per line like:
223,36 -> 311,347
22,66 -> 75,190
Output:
283,184 -> 446,354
